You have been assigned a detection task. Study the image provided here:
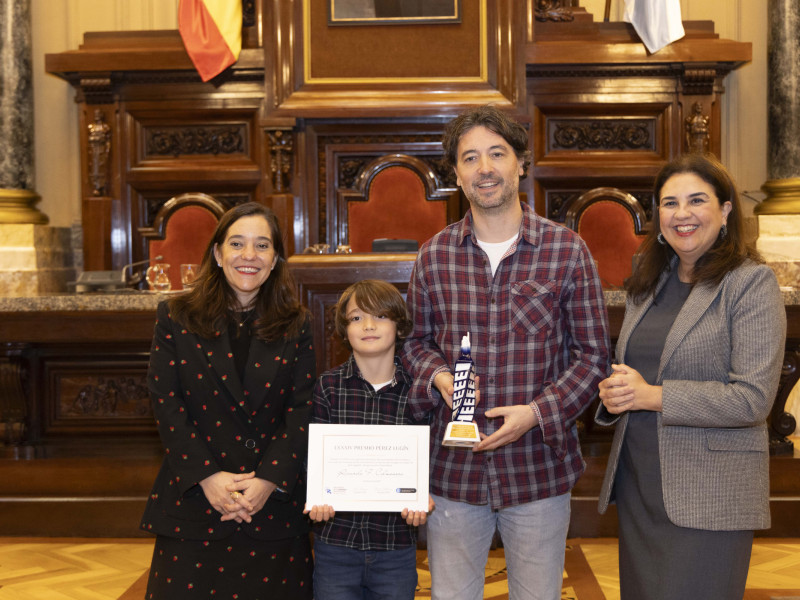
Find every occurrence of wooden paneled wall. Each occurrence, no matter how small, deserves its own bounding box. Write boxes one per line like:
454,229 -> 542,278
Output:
43,1 -> 750,274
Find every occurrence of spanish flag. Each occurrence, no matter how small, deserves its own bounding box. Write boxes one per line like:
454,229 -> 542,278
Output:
179,0 -> 242,82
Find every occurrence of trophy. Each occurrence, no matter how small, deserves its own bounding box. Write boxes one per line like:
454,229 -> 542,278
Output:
443,333 -> 481,447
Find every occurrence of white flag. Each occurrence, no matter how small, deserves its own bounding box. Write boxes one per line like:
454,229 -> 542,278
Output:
624,0 -> 685,54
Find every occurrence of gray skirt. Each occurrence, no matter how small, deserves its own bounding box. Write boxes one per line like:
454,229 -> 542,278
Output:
614,411 -> 753,600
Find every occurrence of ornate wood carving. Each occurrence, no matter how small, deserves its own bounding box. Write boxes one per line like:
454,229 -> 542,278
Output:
337,155 -> 451,191
0,352 -> 28,447
145,126 -> 246,157
243,0 -> 256,27
138,192 -> 228,241
550,119 -> 654,151
633,192 -> 655,221
534,0 -> 575,23
140,194 -> 247,230
63,375 -> 149,418
338,157 -> 375,190
681,65 -> 718,96
267,129 -> 293,192
87,110 -> 111,196
770,348 -> 800,455
78,74 -> 113,105
546,189 -> 654,224
546,191 -> 581,221
44,359 -> 155,437
685,101 -> 710,154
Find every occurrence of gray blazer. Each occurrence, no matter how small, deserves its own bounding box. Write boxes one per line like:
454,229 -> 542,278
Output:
596,259 -> 785,531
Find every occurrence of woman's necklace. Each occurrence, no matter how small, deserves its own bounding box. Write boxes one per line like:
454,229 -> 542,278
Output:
237,309 -> 255,328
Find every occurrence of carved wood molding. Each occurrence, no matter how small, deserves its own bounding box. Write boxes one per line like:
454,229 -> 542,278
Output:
528,65 -> 680,79
534,0 -> 575,23
684,101 -> 711,154
336,155 -> 453,191
137,193 -> 246,232
549,118 -> 654,151
78,74 -> 114,105
0,354 -> 28,446
138,192 -> 227,240
770,348 -> 800,455
87,110 -> 112,196
546,189 -> 653,223
145,126 -> 247,157
243,0 -> 257,26
681,65 -> 718,96
267,129 -> 294,192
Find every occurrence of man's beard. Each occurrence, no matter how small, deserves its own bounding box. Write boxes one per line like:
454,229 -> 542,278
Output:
464,176 -> 519,212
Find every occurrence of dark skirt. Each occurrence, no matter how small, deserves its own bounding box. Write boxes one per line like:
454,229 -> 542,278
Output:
615,411 -> 753,600
145,528 -> 313,599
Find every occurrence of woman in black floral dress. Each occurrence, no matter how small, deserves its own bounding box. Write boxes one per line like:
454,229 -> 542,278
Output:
140,202 -> 314,599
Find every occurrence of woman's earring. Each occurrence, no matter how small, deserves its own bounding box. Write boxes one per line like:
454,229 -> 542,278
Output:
657,232 -> 666,245
719,224 -> 728,239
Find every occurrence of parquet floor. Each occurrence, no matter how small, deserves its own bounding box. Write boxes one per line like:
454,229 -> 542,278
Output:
0,537 -> 798,599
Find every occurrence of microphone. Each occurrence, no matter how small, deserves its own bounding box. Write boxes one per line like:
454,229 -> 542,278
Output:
123,255 -> 163,284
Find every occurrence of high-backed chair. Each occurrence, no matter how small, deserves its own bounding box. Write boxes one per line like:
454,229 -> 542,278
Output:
339,154 -> 459,253
140,193 -> 225,290
565,187 -> 648,289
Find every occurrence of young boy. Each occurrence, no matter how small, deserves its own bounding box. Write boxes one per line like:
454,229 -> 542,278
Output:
305,279 -> 433,600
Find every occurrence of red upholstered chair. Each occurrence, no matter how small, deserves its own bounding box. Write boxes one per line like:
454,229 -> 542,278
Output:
565,187 -> 648,289
140,193 -> 225,290
342,154 -> 457,253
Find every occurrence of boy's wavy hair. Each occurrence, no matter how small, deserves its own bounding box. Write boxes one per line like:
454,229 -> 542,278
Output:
334,279 -> 412,352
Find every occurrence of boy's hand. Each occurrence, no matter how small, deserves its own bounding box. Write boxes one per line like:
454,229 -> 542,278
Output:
401,496 -> 435,526
401,508 -> 427,526
304,504 -> 335,522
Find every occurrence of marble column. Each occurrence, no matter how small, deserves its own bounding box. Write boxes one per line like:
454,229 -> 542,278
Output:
0,0 -> 75,297
0,0 -> 47,224
757,0 -> 800,281
758,0 -> 800,216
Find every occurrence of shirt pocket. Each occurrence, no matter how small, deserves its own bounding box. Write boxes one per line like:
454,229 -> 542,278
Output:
705,427 -> 767,453
510,280 -> 556,336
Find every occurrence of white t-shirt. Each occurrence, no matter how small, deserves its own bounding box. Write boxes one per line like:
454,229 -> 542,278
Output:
371,379 -> 393,392
476,234 -> 518,276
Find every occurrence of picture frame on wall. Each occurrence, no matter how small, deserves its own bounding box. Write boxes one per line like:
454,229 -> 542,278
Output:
329,0 -> 461,25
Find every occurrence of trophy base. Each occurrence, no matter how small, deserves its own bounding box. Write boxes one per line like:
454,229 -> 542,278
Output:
443,421 -> 480,447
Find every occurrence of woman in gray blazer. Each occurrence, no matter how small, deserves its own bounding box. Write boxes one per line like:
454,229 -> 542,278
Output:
596,154 -> 785,599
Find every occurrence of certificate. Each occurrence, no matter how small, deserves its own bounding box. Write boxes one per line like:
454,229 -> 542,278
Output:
306,423 -> 429,512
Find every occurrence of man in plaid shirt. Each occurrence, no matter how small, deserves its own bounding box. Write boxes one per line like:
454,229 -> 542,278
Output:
402,105 -> 610,600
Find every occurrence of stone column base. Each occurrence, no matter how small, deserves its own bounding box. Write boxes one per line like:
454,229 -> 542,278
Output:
757,214 -> 800,288
756,178 -> 800,215
0,224 -> 75,296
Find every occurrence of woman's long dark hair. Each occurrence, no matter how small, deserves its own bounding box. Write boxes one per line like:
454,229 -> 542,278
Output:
626,153 -> 762,303
168,202 -> 307,340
